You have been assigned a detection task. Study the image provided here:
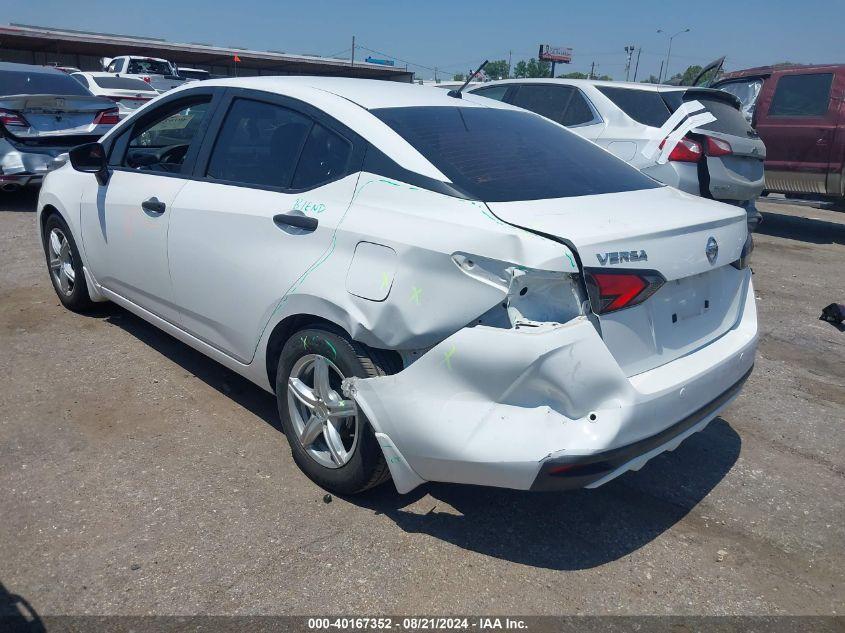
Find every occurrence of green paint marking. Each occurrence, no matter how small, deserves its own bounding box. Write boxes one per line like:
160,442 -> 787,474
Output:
410,286 -> 422,305
565,253 -> 575,269
443,344 -> 456,370
301,335 -> 308,350
381,272 -> 390,290
324,339 -> 337,359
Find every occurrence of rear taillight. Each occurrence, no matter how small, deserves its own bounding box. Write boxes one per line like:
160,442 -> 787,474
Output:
731,233 -> 754,270
141,76 -> 151,83
93,108 -> 120,125
585,269 -> 665,314
661,136 -> 703,162
704,136 -> 733,157
0,109 -> 29,128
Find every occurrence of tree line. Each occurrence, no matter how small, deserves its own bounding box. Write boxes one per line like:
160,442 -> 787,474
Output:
452,58 -> 709,85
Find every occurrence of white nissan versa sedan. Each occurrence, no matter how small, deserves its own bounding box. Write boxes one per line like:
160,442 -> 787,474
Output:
37,77 -> 757,495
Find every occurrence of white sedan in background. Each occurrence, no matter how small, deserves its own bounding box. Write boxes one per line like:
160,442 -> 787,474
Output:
469,79 -> 766,230
37,77 -> 757,495
71,72 -> 158,117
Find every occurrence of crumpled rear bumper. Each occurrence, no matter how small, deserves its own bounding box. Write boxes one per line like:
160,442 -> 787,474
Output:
350,278 -> 757,494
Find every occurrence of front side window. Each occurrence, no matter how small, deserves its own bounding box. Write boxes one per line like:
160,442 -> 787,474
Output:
769,73 -> 833,117
206,98 -> 312,188
124,99 -> 211,173
597,86 -> 671,127
510,85 -> 573,125
373,106 -> 660,202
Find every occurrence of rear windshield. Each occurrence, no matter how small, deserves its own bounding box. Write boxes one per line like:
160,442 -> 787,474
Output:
372,106 -> 660,202
0,69 -> 91,97
127,59 -> 173,75
597,86 -> 671,127
93,76 -> 156,91
661,91 -> 754,137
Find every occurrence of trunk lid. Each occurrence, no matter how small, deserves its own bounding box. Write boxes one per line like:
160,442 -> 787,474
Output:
487,186 -> 750,376
0,94 -> 114,138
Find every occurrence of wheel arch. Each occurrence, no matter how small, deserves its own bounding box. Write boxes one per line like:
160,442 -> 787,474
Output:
263,311 -> 403,392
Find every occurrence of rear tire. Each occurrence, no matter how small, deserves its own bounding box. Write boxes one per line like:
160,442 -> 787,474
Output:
42,213 -> 94,312
275,326 -> 395,495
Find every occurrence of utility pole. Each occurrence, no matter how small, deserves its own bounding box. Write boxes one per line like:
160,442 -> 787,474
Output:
434,66 -> 438,83
508,50 -> 512,78
589,61 -> 595,80
633,47 -> 641,82
657,60 -> 664,84
624,45 -> 635,81
350,35 -> 355,67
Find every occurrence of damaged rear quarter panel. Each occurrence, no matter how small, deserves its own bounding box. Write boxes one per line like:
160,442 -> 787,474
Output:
261,172 -> 578,353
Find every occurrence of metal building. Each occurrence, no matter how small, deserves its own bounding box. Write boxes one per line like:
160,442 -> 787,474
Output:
0,23 -> 413,81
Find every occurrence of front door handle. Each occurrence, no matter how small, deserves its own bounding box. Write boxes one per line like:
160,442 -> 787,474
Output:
273,212 -> 318,232
142,197 -> 166,214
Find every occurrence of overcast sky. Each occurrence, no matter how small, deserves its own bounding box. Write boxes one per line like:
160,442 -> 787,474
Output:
5,0 -> 842,80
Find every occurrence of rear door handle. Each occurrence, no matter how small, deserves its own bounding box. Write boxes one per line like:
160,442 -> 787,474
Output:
273,212 -> 318,232
141,197 -> 166,214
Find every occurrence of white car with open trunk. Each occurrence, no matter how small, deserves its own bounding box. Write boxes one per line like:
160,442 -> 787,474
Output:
36,77 -> 757,495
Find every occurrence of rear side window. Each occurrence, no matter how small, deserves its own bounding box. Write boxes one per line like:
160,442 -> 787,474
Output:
562,90 -> 599,126
0,69 -> 91,97
471,85 -> 509,102
372,106 -> 660,202
769,73 -> 833,117
206,98 -> 311,188
291,123 -> 352,189
597,86 -> 671,127
510,85 -> 573,125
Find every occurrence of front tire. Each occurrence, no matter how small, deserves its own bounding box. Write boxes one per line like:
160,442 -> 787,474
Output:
42,213 -> 94,312
275,326 -> 395,495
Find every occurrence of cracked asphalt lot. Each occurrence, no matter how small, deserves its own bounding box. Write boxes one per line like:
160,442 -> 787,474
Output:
1,190 -> 843,615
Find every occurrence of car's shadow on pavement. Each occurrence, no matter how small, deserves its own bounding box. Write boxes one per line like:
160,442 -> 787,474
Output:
758,210 -> 845,245
352,418 -> 741,571
92,304 -> 740,572
95,305 -> 282,431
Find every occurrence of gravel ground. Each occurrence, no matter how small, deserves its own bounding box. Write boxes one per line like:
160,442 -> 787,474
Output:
1,190 -> 843,616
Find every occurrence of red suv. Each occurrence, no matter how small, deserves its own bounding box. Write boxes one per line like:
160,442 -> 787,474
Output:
713,64 -> 845,204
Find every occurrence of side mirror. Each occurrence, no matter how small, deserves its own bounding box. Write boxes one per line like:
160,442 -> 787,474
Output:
69,142 -> 110,185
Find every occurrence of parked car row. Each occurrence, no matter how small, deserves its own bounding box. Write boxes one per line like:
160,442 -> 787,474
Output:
38,76 -> 757,496
0,62 -> 120,190
713,64 -> 845,203
468,78 -> 767,229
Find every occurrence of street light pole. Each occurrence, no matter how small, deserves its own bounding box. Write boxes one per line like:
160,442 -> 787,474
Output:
657,27 -> 689,83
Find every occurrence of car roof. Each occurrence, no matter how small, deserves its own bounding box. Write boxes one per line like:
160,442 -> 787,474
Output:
197,75 -> 518,110
717,63 -> 845,81
132,76 -> 522,184
0,61 -> 66,75
470,78 -> 685,93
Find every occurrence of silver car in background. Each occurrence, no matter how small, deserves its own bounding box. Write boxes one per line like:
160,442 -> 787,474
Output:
0,62 -> 119,191
469,79 -> 766,230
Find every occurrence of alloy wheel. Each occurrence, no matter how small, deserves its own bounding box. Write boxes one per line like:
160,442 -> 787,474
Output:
48,228 -> 75,296
287,354 -> 359,469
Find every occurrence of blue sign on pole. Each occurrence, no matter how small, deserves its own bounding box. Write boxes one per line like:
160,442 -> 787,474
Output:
365,56 -> 395,67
